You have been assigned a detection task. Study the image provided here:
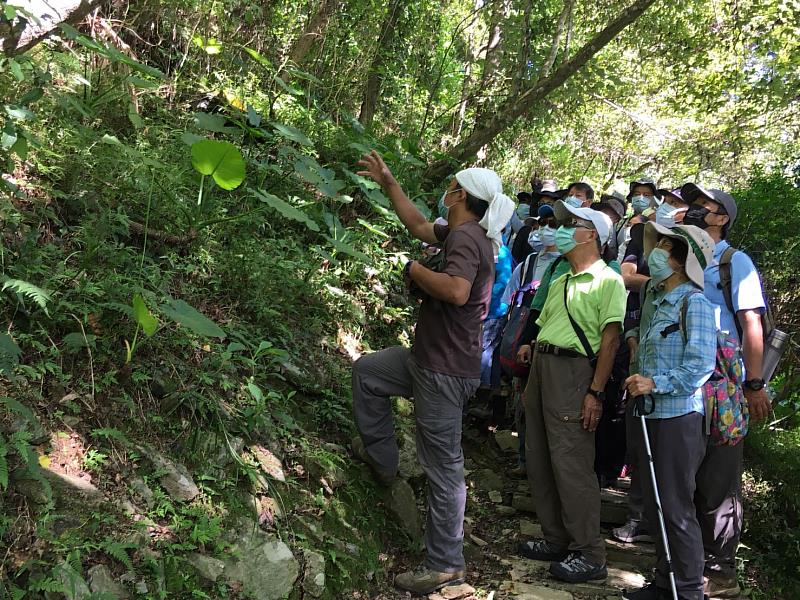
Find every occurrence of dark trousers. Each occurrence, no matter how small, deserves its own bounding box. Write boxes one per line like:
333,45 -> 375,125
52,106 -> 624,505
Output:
352,346 -> 480,572
524,351 -> 605,564
696,439 -> 744,579
634,412 -> 706,600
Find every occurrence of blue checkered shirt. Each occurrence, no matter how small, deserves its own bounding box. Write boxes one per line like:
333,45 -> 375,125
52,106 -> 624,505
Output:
637,282 -> 717,419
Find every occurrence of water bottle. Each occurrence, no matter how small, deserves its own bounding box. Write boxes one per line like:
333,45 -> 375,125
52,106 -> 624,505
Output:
763,329 -> 790,383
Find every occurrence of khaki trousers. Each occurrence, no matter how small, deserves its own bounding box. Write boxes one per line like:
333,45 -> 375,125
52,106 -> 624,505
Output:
524,351 -> 605,564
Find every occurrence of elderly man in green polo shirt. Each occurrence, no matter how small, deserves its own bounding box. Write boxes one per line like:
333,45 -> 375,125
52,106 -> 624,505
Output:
517,200 -> 626,583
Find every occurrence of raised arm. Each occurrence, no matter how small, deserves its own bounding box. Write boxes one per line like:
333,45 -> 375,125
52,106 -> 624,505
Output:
357,151 -> 437,244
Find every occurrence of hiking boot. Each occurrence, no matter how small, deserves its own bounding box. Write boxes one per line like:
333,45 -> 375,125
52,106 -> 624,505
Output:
351,436 -> 396,487
518,538 -> 569,562
549,552 -> 607,583
613,519 -> 654,544
623,583 -> 664,600
704,573 -> 741,599
394,565 -> 465,595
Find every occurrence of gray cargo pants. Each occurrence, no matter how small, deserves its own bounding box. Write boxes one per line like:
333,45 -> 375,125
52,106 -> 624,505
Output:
695,439 -> 743,579
634,412 -> 707,599
524,351 -> 606,565
352,346 -> 480,573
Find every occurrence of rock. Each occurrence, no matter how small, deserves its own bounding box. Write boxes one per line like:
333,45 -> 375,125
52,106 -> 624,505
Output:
463,541 -> 482,561
134,581 -> 148,594
512,494 -> 536,514
489,490 -> 503,503
130,477 -> 154,507
472,468 -> 505,492
463,516 -> 474,535
398,432 -> 424,480
186,553 -> 226,582
250,445 -> 286,482
439,582 -> 476,599
504,581 -> 574,599
496,505 -> 517,516
494,429 -> 518,454
5,407 -> 49,445
469,533 -> 488,547
12,467 -> 103,507
302,550 -> 326,597
520,520 -> 542,538
88,564 -> 129,599
223,524 -> 299,600
58,560 -> 91,599
600,502 -> 628,525
137,446 -> 200,502
385,479 -> 422,541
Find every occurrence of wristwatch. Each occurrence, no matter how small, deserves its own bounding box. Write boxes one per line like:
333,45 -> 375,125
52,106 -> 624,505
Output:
587,387 -> 606,401
744,378 -> 765,391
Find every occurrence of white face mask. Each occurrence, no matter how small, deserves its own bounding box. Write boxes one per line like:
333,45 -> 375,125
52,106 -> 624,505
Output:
565,195 -> 583,208
655,203 -> 687,228
538,226 -> 557,248
528,230 -> 544,252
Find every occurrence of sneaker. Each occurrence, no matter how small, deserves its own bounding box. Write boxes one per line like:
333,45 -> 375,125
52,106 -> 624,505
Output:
394,565 -> 465,595
549,552 -> 608,583
613,519 -> 654,544
704,573 -> 741,599
351,436 -> 396,487
518,539 -> 569,562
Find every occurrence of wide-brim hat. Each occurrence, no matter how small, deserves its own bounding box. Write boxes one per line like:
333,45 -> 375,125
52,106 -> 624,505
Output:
656,187 -> 687,205
627,177 -> 658,200
643,223 -> 715,289
554,201 -> 612,247
680,183 -> 737,228
597,196 -> 626,220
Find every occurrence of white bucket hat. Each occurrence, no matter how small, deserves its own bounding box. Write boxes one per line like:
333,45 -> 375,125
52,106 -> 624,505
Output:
553,200 -> 612,247
643,223 -> 714,289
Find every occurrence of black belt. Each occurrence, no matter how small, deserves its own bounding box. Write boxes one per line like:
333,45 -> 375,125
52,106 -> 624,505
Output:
536,342 -> 585,359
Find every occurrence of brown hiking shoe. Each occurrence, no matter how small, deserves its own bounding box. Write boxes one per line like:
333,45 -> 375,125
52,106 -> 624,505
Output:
704,573 -> 741,599
351,436 -> 396,486
394,565 -> 465,595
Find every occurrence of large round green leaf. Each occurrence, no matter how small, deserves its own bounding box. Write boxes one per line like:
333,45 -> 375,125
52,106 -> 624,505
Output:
191,140 -> 246,190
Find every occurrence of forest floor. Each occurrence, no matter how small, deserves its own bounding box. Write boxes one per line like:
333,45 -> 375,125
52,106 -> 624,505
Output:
366,419 -> 656,600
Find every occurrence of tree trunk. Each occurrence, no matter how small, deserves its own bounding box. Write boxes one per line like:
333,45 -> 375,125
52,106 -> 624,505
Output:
510,0 -> 535,96
423,0 -> 659,184
281,0 -> 339,80
472,0 -> 510,126
358,0 -> 404,128
1,0 -> 102,56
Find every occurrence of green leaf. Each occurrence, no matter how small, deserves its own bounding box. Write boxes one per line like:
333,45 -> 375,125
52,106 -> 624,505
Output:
324,236 -> 370,263
126,76 -> 161,90
0,333 -> 22,375
243,47 -> 274,70
247,382 -> 263,402
252,189 -> 320,232
191,140 -> 246,190
62,333 -> 96,351
193,112 -> 235,133
2,278 -> 51,313
132,294 -> 158,337
180,132 -> 203,146
159,299 -> 226,339
19,87 -> 44,105
272,75 -> 303,96
246,105 -> 262,127
271,122 -> 313,146
9,60 -> 23,82
4,105 -> 34,121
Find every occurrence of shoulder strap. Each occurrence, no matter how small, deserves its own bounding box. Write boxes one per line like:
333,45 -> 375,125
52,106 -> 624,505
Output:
718,246 -> 737,318
562,276 -> 595,360
521,253 -> 538,286
677,290 -> 704,344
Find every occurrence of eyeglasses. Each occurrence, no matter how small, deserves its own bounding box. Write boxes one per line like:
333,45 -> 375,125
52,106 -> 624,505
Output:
563,219 -> 595,230
539,217 -> 557,228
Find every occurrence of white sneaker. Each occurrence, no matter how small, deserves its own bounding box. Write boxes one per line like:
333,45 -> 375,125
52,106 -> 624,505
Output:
612,519 -> 653,543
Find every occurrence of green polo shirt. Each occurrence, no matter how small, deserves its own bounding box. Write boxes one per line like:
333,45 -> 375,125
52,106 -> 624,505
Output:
536,259 -> 626,355
531,257 -> 621,312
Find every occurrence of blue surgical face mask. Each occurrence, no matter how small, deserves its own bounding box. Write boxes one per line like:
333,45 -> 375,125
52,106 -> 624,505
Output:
539,226 -> 557,249
555,226 -> 578,254
527,229 -> 543,253
438,192 -> 449,220
631,195 -> 651,214
647,247 -> 674,284
565,195 -> 583,209
655,203 -> 685,228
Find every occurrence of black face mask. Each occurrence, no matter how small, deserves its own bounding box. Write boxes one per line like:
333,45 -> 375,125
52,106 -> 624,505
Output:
682,205 -> 711,229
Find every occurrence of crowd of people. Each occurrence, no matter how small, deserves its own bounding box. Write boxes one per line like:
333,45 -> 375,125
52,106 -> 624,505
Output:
349,150 -> 771,600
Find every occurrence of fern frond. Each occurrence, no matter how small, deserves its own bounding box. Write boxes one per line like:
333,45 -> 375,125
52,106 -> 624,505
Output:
1,278 -> 52,314
102,540 -> 135,572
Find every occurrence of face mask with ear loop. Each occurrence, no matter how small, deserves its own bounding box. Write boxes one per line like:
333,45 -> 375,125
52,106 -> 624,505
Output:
438,188 -> 460,220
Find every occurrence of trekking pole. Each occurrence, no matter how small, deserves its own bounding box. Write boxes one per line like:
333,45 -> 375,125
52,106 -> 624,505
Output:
634,394 -> 679,600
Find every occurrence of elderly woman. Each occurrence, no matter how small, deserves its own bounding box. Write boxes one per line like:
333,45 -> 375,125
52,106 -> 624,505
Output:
622,223 -> 717,600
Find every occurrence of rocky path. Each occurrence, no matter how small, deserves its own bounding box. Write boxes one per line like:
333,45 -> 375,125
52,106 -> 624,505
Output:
376,427 -> 654,600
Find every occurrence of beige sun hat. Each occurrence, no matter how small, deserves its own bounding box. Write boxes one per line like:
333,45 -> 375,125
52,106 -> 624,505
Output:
644,223 -> 714,289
